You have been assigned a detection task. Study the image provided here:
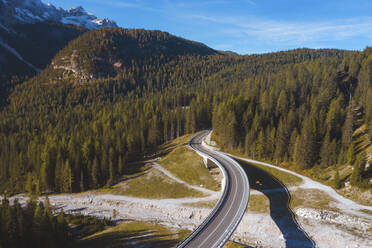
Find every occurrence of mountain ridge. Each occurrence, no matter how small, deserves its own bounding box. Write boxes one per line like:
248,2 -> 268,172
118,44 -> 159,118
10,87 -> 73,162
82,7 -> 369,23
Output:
0,0 -> 117,30
38,27 -> 220,82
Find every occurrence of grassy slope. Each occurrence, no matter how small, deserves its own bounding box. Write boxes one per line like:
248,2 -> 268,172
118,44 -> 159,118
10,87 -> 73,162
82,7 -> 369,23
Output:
210,133 -> 347,211
78,221 -> 189,248
77,220 -> 242,248
159,146 -> 220,191
94,134 -> 218,198
240,160 -> 303,187
119,166 -> 204,198
183,199 -> 218,208
95,164 -> 204,199
239,159 -> 339,213
212,132 -> 372,206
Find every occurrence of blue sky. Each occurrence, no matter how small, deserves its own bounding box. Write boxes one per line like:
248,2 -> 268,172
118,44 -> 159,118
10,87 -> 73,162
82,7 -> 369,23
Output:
47,0 -> 372,54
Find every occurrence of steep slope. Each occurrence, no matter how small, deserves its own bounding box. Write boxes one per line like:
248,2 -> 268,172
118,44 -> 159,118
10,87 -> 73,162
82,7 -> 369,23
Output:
0,42 -> 351,195
0,22 -> 86,71
0,0 -> 116,102
0,22 -> 86,104
0,0 -> 117,30
38,28 -> 219,82
211,47 -> 372,197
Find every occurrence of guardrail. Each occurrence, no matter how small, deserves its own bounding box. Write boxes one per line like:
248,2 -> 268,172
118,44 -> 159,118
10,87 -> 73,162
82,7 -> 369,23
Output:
213,152 -> 250,247
177,131 -> 250,248
177,131 -> 230,248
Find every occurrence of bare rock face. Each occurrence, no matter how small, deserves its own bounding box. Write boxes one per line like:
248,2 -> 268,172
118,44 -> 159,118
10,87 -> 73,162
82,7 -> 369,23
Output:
0,0 -> 117,30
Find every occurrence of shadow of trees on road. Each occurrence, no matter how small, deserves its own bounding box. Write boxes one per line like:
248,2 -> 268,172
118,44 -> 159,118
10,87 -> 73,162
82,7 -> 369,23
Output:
237,159 -> 316,248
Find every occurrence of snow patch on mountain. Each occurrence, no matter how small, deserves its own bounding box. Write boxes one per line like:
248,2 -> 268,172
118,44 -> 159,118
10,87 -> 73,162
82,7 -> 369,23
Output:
0,38 -> 41,72
0,0 -> 117,30
15,7 -> 43,22
0,23 -> 10,32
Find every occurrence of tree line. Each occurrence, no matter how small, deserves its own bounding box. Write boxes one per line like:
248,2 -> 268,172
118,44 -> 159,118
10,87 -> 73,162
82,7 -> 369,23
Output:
0,27 -> 369,195
212,48 -> 372,188
0,197 -> 71,248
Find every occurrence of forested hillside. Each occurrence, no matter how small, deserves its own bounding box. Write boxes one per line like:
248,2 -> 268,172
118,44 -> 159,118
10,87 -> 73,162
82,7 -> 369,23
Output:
0,196 -> 114,248
0,26 -> 370,195
0,22 -> 86,105
0,197 -> 71,248
212,48 -> 372,188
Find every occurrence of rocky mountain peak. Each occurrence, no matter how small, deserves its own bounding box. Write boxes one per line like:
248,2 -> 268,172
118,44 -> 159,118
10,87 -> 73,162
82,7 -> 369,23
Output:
0,0 -> 117,30
67,6 -> 87,16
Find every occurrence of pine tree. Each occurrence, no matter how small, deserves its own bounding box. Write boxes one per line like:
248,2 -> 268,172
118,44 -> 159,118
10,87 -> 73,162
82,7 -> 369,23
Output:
288,129 -> 298,162
255,131 -> 266,158
320,132 -> 331,166
35,179 -> 40,196
82,138 -> 95,164
347,143 -> 356,165
40,143 -> 57,192
80,170 -> 85,192
342,104 -> 354,149
25,173 -> 34,194
108,160 -> 115,186
118,156 -> 124,175
350,153 -> 365,186
333,167 -> 342,189
91,157 -> 100,188
274,118 -> 288,162
62,160 -> 73,193
276,90 -> 288,116
295,118 -> 317,169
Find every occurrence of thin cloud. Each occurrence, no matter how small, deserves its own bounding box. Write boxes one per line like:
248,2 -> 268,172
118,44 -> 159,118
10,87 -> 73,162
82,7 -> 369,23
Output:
190,14 -> 372,45
244,0 -> 256,5
92,0 -> 164,13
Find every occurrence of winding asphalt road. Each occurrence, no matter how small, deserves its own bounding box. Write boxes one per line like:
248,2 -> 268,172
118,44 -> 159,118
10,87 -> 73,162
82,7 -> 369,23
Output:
177,131 -> 250,248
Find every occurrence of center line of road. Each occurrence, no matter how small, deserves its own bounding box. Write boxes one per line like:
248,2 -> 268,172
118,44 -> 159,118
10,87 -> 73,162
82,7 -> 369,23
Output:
213,156 -> 249,246
199,156 -> 239,247
177,131 -> 250,248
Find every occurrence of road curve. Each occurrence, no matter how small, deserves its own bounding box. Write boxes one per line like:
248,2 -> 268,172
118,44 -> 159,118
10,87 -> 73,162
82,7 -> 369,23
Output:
177,131 -> 250,248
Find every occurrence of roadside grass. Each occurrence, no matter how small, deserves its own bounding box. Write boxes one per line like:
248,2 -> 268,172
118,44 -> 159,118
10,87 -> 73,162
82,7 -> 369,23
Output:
159,146 -> 220,191
121,167 -> 205,198
236,159 -> 303,188
230,158 -> 342,211
211,133 -> 344,186
182,199 -> 218,209
182,191 -> 271,213
224,241 -> 247,248
76,219 -> 243,248
210,133 -> 372,206
208,139 -> 304,188
247,194 -> 270,213
93,134 -> 219,199
96,165 -> 205,199
77,221 -> 190,248
290,188 -> 338,210
150,134 -> 194,159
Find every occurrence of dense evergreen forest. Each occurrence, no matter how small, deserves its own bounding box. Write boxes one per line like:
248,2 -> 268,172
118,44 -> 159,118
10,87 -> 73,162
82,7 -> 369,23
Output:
0,197 -> 71,248
0,197 -> 113,248
212,48 -> 372,187
0,27 -> 371,196
0,22 -> 86,106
